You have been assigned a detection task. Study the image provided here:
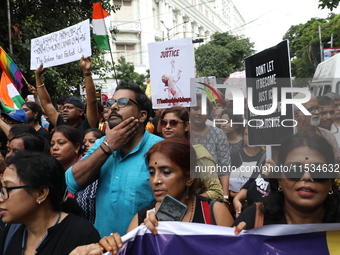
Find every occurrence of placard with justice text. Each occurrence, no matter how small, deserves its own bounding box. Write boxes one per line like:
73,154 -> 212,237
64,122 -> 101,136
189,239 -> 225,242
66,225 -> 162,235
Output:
148,38 -> 196,109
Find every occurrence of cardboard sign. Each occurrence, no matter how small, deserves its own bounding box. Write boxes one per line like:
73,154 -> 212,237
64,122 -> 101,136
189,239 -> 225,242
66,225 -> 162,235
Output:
148,38 -> 195,109
245,40 -> 294,146
30,19 -> 91,70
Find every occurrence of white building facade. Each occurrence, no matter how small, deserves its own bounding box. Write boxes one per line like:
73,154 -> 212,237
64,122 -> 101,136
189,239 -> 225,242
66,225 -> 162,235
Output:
96,0 -> 245,92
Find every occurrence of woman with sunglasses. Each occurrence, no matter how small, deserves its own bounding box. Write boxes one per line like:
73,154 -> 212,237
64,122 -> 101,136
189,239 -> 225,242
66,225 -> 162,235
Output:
160,106 -> 224,202
233,131 -> 340,233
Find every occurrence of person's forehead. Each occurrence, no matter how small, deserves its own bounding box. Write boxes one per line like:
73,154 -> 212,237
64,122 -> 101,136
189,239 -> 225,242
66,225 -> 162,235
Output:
64,103 -> 76,108
9,138 -> 24,148
112,89 -> 136,100
320,104 -> 335,111
303,97 -> 318,107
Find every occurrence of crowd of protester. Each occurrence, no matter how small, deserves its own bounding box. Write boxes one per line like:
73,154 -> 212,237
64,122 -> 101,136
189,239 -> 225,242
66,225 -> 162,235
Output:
0,57 -> 339,254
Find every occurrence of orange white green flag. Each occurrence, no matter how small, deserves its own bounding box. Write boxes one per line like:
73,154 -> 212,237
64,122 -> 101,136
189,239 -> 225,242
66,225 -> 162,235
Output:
92,2 -> 110,50
0,72 -> 25,112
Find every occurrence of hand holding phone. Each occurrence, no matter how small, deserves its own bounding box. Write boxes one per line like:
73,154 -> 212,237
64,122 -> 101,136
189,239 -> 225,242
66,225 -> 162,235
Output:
156,195 -> 187,221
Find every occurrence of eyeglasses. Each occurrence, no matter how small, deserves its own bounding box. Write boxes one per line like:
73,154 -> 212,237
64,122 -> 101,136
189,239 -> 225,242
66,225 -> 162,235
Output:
306,106 -> 323,113
0,185 -> 29,200
283,165 -> 331,183
160,119 -> 185,128
105,97 -> 140,108
334,103 -> 340,109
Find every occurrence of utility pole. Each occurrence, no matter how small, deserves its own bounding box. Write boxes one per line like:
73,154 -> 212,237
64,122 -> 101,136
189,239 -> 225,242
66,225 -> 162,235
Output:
319,25 -> 324,62
160,20 -> 189,41
6,0 -> 13,54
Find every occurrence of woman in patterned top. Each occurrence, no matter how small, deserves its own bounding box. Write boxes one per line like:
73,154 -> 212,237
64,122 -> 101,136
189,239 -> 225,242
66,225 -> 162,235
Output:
190,94 -> 231,204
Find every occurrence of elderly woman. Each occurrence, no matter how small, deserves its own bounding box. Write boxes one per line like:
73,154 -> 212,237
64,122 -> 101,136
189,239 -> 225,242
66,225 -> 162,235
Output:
70,139 -> 233,255
233,131 -> 340,233
0,151 -> 100,254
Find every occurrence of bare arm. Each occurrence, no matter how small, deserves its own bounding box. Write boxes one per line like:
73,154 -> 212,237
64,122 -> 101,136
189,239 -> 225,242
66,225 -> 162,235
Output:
71,117 -> 139,188
0,117 -> 10,138
213,201 -> 234,227
80,56 -> 98,128
233,188 -> 247,218
127,214 -> 139,232
35,64 -> 59,127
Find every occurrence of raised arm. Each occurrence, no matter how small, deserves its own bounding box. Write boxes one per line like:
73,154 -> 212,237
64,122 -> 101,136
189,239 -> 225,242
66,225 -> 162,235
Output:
35,64 -> 59,127
80,56 -> 98,128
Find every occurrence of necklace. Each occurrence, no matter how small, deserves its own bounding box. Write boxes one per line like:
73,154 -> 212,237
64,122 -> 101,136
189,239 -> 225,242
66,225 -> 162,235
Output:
188,196 -> 195,222
21,211 -> 62,255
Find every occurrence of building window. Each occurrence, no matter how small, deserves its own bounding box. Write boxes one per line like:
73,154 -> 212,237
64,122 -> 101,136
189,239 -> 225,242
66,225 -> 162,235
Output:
113,0 -> 133,20
115,44 -> 136,63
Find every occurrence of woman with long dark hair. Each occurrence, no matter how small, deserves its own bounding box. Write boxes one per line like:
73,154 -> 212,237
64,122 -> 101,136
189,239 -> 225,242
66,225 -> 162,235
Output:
233,131 -> 340,232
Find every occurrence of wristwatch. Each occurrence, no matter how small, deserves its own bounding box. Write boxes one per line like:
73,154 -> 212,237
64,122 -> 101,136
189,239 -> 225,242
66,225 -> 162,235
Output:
223,195 -> 229,200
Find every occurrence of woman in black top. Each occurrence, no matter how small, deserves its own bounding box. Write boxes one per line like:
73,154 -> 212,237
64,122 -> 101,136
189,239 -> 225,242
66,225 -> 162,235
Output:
0,151 -> 100,255
234,131 -> 340,233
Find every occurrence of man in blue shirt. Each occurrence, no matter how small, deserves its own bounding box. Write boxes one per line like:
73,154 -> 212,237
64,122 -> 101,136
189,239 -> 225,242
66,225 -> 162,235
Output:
65,81 -> 163,237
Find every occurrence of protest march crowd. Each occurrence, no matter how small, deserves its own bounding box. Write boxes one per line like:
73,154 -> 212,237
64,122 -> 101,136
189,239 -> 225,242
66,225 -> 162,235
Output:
0,54 -> 339,255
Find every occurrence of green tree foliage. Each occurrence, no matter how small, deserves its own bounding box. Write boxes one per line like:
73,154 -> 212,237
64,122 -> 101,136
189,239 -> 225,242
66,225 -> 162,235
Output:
116,56 -> 148,90
0,0 -> 119,100
194,32 -> 254,78
283,13 -> 340,81
318,0 -> 340,11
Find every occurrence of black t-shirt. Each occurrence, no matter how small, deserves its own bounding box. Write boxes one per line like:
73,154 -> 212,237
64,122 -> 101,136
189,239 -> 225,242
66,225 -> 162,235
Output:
242,172 -> 270,205
37,126 -> 51,141
232,203 -> 287,229
56,115 -> 90,138
2,213 -> 100,255
230,149 -> 265,193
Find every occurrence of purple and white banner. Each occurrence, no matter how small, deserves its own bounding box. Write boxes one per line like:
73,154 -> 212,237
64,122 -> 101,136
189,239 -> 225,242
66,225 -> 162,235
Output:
102,222 -> 340,255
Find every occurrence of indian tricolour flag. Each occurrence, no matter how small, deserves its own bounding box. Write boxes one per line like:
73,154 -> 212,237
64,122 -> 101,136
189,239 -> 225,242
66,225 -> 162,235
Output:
0,72 -> 25,112
92,2 -> 110,50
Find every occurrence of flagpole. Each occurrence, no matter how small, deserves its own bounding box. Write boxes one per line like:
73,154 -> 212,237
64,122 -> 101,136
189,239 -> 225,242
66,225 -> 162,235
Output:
100,6 -> 119,86
6,0 -> 13,54
109,50 -> 119,86
21,74 -> 31,86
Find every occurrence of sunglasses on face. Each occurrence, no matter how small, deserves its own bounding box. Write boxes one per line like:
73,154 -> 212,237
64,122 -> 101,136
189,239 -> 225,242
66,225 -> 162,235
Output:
105,97 -> 140,108
284,165 -> 331,183
160,119 -> 185,128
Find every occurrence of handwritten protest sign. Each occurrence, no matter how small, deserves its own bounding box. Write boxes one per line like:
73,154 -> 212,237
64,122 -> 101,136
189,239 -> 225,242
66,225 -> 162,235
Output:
148,38 -> 195,109
30,19 -> 91,70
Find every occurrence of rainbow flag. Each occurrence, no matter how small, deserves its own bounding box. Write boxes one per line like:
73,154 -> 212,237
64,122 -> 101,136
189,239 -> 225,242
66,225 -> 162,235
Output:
0,47 -> 24,91
112,222 -> 340,255
0,72 -> 25,112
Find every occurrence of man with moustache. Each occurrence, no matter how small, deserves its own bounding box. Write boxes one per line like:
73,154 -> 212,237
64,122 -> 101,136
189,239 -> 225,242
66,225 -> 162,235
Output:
65,81 -> 163,237
317,96 -> 335,131
325,92 -> 340,146
35,56 -> 98,138
293,93 -> 340,160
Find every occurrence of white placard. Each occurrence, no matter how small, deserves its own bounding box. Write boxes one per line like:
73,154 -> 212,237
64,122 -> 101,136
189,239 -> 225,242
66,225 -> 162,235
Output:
148,38 -> 195,109
30,19 -> 91,70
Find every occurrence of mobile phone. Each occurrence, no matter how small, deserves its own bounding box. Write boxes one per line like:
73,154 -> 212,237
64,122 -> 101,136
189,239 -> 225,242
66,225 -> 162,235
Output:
156,195 -> 187,221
